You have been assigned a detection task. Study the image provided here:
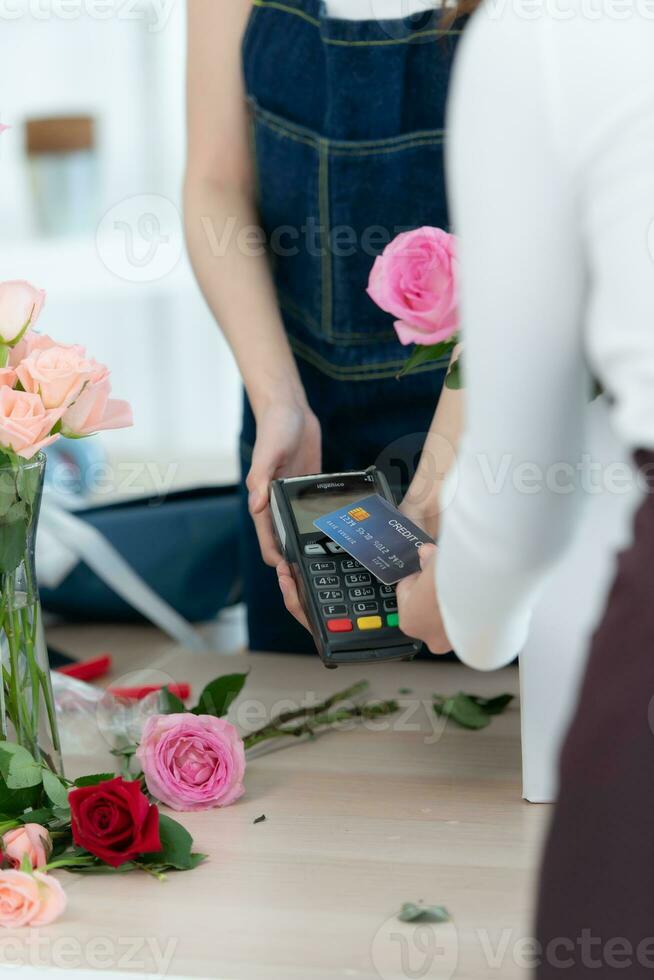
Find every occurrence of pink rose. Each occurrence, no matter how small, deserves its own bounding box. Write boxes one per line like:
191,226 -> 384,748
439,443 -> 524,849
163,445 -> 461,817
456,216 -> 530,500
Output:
0,388 -> 62,459
137,714 -> 246,812
0,281 -> 45,345
0,870 -> 66,928
367,227 -> 459,346
61,376 -> 133,437
0,368 -> 16,388
16,346 -> 96,410
9,331 -> 62,367
2,825 -> 52,870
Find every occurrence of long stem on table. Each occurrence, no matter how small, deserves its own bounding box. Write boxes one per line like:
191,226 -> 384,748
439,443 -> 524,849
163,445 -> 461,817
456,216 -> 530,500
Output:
244,697 -> 399,751
245,680 -> 371,745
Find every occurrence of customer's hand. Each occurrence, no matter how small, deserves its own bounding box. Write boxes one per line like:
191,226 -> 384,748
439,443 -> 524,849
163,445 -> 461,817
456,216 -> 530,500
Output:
276,560 -> 311,632
396,544 -> 451,654
246,401 -> 322,566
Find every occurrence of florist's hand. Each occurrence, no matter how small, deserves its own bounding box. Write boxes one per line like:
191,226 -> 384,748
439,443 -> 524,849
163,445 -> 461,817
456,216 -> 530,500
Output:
276,560 -> 311,632
396,543 -> 451,654
246,401 -> 321,566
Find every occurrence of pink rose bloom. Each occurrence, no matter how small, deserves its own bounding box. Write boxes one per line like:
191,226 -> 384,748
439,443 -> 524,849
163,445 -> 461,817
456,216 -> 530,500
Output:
0,281 -> 45,345
9,331 -> 63,367
16,345 -> 95,410
367,227 -> 459,346
0,388 -> 63,459
0,368 -> 16,388
61,376 -> 133,437
2,825 -> 52,870
0,870 -> 66,928
137,714 -> 246,812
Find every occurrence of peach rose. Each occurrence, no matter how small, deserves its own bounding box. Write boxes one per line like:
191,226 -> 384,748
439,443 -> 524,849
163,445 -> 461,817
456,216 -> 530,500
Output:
0,368 -> 16,388
0,388 -> 62,459
0,870 -> 66,928
2,825 -> 52,871
16,346 -> 96,410
9,331 -> 62,367
0,281 -> 45,345
61,376 -> 133,437
367,227 -> 459,346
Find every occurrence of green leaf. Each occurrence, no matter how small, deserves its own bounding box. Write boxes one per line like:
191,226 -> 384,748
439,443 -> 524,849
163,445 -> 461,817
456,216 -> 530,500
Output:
0,471 -> 18,518
16,464 -> 41,508
468,694 -> 514,716
73,773 -> 116,788
20,807 -> 55,826
397,340 -> 456,379
398,688 -> 413,695
0,520 -> 27,574
0,742 -> 43,789
142,813 -> 197,871
433,693 -> 491,730
192,672 -> 248,718
0,775 -> 42,816
398,903 -> 451,924
159,686 -> 186,714
42,769 -> 70,808
444,356 -> 463,390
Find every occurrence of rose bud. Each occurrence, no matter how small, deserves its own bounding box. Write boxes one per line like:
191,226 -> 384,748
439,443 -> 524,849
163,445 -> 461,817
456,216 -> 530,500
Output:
2,825 -> 52,870
0,281 -> 45,345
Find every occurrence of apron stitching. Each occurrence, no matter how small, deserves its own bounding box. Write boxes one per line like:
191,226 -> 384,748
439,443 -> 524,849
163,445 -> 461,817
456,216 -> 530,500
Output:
251,98 -> 445,151
252,0 -> 320,28
279,291 -> 396,342
251,0 -> 462,45
289,335 -> 450,379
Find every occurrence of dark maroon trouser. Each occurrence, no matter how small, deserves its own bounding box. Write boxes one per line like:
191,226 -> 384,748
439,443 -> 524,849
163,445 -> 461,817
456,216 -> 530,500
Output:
536,450 -> 654,978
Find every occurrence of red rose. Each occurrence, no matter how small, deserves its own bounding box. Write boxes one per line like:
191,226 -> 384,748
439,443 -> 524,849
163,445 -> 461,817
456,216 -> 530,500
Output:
68,777 -> 161,868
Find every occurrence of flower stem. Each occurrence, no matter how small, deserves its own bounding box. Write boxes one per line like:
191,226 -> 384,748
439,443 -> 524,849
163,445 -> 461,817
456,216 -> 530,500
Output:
244,680 -> 371,746
243,697 -> 399,751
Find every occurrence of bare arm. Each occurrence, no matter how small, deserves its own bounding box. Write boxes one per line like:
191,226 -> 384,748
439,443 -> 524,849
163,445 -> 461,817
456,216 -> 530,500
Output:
400,350 -> 464,540
184,0 -> 320,564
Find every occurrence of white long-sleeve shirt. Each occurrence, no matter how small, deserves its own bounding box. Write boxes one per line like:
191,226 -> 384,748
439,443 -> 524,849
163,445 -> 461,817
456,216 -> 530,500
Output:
437,3 -> 654,670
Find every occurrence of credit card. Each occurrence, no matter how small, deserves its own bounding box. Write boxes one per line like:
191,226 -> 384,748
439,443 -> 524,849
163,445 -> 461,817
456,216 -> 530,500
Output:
313,493 -> 434,585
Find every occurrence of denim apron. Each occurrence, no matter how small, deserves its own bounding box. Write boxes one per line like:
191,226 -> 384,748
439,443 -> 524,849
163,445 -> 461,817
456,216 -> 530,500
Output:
240,0 -> 463,652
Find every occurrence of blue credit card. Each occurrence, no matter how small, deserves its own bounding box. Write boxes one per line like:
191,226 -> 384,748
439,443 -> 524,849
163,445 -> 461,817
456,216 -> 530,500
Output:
313,493 -> 434,585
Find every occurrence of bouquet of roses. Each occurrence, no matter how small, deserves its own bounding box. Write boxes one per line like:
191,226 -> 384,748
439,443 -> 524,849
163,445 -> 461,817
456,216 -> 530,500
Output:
367,226 -> 462,388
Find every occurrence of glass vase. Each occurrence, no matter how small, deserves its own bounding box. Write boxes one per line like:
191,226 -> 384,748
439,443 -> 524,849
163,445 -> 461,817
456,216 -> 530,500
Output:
0,453 -> 62,774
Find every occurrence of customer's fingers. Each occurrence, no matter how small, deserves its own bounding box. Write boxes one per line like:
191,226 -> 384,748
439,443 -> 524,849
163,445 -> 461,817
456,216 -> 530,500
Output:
252,506 -> 283,567
277,562 -> 311,631
418,542 -> 437,569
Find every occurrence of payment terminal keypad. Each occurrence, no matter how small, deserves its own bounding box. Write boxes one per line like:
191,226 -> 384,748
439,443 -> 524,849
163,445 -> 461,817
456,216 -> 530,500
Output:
307,555 -> 399,633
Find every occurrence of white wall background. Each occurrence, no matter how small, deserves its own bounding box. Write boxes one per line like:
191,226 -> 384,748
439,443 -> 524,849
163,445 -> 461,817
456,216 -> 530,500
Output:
0,0 -> 241,488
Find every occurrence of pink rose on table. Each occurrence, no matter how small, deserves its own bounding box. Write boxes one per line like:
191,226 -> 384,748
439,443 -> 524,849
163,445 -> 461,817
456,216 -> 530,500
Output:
61,376 -> 133,437
367,227 -> 459,346
137,714 -> 246,812
16,346 -> 96,410
0,870 -> 66,928
0,388 -> 62,458
0,368 -> 16,388
0,281 -> 46,345
2,825 -> 52,870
